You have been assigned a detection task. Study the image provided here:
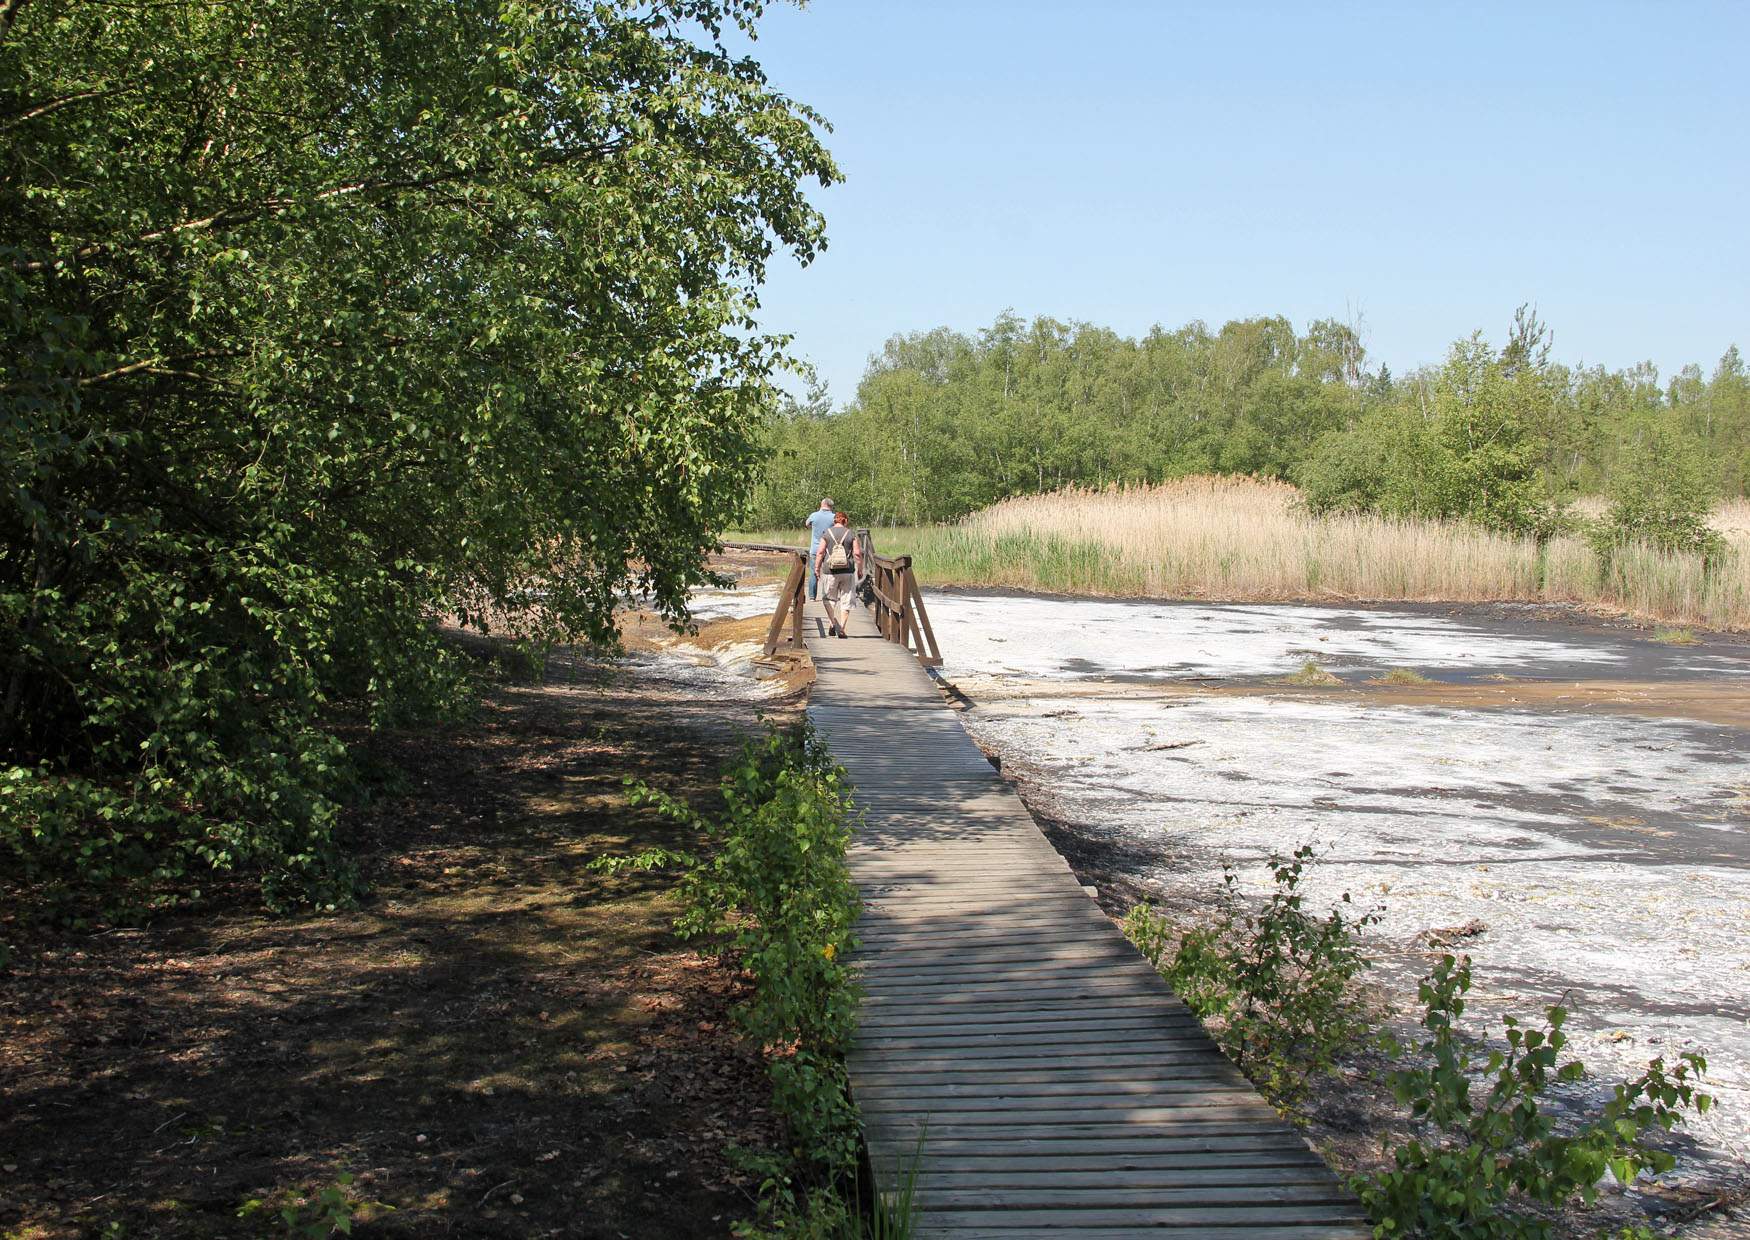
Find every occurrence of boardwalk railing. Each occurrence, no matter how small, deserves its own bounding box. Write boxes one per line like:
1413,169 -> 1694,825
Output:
727,533 -> 941,668
856,531 -> 942,668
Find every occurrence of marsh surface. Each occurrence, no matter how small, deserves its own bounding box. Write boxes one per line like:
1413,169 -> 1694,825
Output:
927,591 -> 1750,1205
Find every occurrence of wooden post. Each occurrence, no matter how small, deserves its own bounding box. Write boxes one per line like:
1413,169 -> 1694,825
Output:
762,553 -> 805,656
903,565 -> 942,667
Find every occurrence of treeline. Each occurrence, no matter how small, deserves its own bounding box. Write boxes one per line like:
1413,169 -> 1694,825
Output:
751,309 -> 1750,535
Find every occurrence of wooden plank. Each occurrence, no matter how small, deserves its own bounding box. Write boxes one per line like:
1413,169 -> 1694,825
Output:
851,1064 -> 1247,1090
897,1152 -> 1330,1175
855,981 -> 1176,1008
851,1050 -> 1239,1079
856,991 -> 1190,1016
857,1003 -> 1204,1030
903,1156 -> 1332,1178
855,948 -> 1150,977
853,1015 -> 1210,1043
856,1075 -> 1249,1100
854,909 -> 1116,936
867,1131 -> 1318,1156
850,937 -> 1148,965
917,1206 -> 1367,1229
918,1184 -> 1356,1208
852,1034 -> 1224,1060
904,564 -> 944,666
939,1227 -> 1367,1240
861,1102 -> 1284,1127
859,1096 -> 1272,1122
856,962 -> 1165,990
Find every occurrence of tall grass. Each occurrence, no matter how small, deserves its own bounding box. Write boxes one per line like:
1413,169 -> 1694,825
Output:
734,477 -> 1750,630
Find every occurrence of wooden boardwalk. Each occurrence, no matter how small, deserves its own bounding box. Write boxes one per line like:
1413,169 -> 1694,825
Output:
803,598 -> 1370,1238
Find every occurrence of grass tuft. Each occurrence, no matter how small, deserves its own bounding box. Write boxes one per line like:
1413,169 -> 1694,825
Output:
1280,660 -> 1344,687
1652,627 -> 1700,645
1373,667 -> 1435,686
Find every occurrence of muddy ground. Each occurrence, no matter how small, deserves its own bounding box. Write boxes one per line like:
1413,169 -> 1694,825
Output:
0,555 -> 803,1240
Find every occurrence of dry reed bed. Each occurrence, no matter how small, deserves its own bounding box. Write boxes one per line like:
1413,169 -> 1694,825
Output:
923,479 -> 1749,630
733,478 -> 1750,629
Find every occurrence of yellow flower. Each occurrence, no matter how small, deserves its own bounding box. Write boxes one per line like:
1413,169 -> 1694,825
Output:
822,943 -> 836,961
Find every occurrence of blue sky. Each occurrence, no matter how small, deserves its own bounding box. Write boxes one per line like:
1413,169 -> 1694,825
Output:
733,1 -> 1748,406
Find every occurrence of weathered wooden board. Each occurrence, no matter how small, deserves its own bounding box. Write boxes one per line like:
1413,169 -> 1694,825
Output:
804,599 -> 1369,1238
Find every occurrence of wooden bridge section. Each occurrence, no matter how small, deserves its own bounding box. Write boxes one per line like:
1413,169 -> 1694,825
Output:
798,586 -> 1368,1235
751,533 -> 941,667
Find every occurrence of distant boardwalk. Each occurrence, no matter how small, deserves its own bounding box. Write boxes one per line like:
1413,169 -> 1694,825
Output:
805,599 -> 1369,1238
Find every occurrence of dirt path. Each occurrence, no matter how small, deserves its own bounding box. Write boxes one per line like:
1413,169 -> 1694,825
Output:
0,569 -> 803,1240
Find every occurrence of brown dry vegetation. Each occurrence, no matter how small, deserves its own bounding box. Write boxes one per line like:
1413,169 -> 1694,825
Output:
0,594 -> 804,1239
748,477 -> 1750,630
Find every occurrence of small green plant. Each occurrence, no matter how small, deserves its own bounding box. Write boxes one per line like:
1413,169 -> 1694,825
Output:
1124,844 -> 1379,1101
598,725 -> 873,1232
236,1172 -> 392,1237
729,1139 -> 922,1240
1279,660 -> 1344,687
1352,954 -> 1711,1239
1651,627 -> 1699,646
1373,667 -> 1434,686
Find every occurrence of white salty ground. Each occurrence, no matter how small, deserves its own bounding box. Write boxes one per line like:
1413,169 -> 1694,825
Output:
928,591 -> 1750,1190
617,582 -> 786,698
943,594 -> 1750,683
686,583 -> 786,623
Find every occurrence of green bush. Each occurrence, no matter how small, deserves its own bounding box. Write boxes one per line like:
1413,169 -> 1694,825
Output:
1597,423 -> 1727,560
604,726 -> 866,1208
1353,954 -> 1711,1239
1124,843 -> 1379,1102
1300,333 -> 1555,538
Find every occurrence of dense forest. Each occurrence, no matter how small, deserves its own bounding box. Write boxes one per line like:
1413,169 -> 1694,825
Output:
751,310 -> 1750,536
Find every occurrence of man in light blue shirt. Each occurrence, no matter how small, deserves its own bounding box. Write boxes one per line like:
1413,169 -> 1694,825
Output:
803,498 -> 836,599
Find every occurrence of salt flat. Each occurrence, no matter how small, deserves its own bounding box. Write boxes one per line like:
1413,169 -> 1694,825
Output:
926,591 -> 1750,1189
938,592 -> 1750,684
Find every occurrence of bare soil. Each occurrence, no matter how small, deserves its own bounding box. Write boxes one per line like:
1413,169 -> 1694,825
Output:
0,587 -> 803,1239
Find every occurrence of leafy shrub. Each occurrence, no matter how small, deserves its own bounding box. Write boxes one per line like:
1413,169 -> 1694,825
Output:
1300,331 -> 1557,539
1124,844 -> 1379,1101
601,724 -> 867,1227
1597,423 -> 1727,560
1353,954 -> 1711,1239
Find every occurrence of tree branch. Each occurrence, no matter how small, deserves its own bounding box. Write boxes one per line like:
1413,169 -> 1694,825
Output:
10,141 -> 626,274
0,349 -> 238,394
3,87 -> 118,129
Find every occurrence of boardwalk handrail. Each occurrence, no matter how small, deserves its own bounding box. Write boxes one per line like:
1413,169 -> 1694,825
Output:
728,534 -> 941,667
856,530 -> 942,668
